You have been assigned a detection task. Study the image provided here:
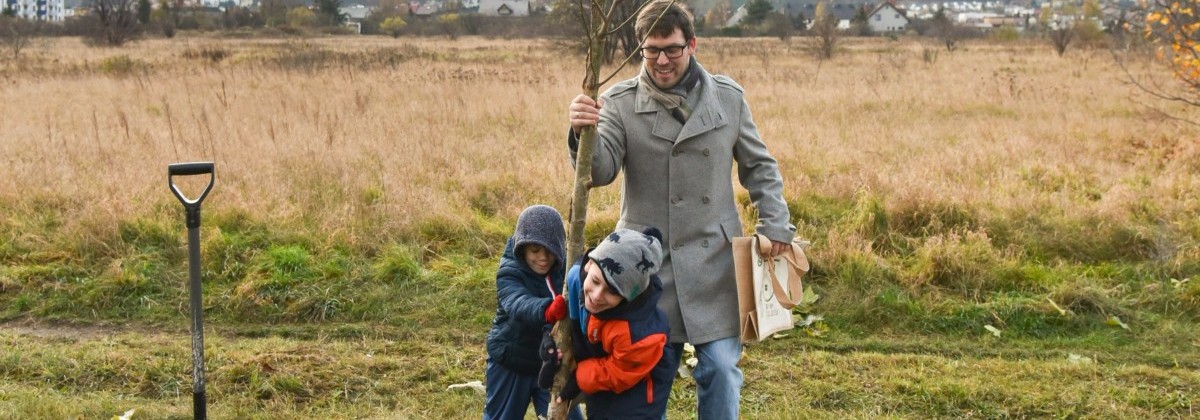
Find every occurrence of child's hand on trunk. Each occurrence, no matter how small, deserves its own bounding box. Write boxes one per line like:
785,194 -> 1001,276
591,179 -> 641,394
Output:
544,295 -> 567,323
537,328 -> 561,389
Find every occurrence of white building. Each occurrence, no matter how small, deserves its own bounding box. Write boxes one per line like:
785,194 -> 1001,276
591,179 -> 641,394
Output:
867,2 -> 908,32
4,0 -> 66,21
478,0 -> 526,16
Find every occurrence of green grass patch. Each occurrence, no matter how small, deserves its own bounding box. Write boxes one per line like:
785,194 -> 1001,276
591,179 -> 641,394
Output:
2,189 -> 1199,417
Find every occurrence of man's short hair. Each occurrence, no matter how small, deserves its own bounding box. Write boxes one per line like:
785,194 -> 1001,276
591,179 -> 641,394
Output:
635,0 -> 694,42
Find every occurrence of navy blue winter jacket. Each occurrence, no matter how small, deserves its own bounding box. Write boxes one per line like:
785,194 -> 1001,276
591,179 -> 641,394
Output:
567,256 -> 678,419
485,236 -> 565,375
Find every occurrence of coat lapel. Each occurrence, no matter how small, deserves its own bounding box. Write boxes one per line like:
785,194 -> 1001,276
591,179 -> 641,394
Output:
676,74 -> 727,144
636,80 -> 682,143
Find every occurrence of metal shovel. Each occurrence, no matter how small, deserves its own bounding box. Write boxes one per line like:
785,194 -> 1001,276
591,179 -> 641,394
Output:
168,162 -> 215,420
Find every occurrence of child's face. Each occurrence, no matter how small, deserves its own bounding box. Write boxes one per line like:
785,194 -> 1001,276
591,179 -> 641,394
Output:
523,244 -> 556,275
582,260 -> 623,313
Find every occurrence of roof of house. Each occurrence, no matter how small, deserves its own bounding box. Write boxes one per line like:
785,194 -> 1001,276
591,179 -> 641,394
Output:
868,2 -> 909,21
777,0 -> 868,20
339,4 -> 371,19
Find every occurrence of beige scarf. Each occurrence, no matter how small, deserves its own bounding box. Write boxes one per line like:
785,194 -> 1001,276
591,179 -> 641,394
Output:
639,56 -> 699,123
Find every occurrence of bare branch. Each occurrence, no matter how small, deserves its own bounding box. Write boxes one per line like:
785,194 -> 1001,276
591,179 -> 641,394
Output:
590,0 -> 605,20
577,0 -> 592,41
606,0 -> 652,34
601,0 -> 625,29
1131,96 -> 1200,127
1110,43 -> 1200,127
598,0 -> 677,86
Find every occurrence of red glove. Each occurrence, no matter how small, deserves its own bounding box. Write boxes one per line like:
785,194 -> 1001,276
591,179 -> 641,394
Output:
544,295 -> 567,323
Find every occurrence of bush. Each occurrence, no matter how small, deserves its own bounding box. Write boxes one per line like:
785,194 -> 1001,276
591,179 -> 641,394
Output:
286,7 -> 316,28
380,16 -> 407,37
1074,19 -> 1105,48
98,55 -> 146,76
759,13 -> 794,41
86,0 -> 141,46
372,245 -> 423,284
992,25 -> 1020,42
181,45 -> 230,63
1049,278 -> 1124,317
437,13 -> 462,40
905,230 -> 1021,296
718,25 -> 743,37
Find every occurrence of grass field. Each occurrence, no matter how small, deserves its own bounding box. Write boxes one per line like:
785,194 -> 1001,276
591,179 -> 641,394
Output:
1,33 -> 1199,418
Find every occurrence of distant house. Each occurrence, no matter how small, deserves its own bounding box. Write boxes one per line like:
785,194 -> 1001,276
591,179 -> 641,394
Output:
339,4 -> 371,33
4,0 -> 67,21
775,1 -> 864,29
478,0 -> 526,16
866,2 -> 908,32
409,0 -> 439,15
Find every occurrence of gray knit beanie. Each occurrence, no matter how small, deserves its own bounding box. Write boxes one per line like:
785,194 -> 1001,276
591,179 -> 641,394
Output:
512,205 -> 566,268
590,227 -> 663,301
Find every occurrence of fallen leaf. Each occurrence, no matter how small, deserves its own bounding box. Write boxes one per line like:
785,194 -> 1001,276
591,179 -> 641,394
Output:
686,356 -> 698,368
447,380 -> 486,395
677,364 -> 692,379
801,285 -> 820,306
771,333 -> 789,339
1045,297 -> 1069,316
1067,353 -> 1094,365
795,314 -> 824,328
984,324 -> 1002,337
1106,316 -> 1131,331
111,408 -> 135,420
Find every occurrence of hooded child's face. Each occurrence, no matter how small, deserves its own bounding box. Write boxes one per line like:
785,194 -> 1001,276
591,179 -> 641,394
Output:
582,260 -> 623,313
523,244 -> 556,275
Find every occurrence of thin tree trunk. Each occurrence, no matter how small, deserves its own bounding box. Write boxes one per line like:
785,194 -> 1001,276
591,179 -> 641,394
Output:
547,0 -> 681,416
546,5 -> 611,418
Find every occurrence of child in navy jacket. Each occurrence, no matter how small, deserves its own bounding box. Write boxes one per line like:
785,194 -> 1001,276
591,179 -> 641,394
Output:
483,205 -> 582,420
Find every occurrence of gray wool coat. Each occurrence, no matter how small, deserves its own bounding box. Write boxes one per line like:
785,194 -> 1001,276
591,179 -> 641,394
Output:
568,63 -> 795,344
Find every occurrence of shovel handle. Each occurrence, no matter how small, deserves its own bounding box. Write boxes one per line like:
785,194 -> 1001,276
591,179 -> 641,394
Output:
168,162 -> 215,206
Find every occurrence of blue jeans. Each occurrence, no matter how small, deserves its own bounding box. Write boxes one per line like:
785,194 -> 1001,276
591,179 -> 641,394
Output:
483,358 -> 583,420
674,337 -> 743,420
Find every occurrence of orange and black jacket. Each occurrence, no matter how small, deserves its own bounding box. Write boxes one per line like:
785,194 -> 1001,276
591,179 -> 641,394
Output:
566,258 -> 678,419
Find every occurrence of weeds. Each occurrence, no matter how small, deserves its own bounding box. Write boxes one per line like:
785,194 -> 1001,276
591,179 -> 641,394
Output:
181,45 -> 231,64
97,55 -> 146,77
1,36 -> 1200,418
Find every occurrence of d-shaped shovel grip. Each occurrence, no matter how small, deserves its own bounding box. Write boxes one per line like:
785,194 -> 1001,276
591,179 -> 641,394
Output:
168,162 -> 215,229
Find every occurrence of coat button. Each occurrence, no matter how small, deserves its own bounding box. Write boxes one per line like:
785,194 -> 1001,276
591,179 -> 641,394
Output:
702,196 -> 710,204
672,242 -> 681,250
702,240 -> 710,247
671,196 -> 681,204
672,150 -> 681,157
703,148 -> 710,156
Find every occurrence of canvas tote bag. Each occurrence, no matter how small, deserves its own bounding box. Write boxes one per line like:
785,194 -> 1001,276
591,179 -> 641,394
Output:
733,234 -> 810,343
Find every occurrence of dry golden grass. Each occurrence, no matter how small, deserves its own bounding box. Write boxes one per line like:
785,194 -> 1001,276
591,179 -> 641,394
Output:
3,35 -> 1196,249
2,34 -> 1200,418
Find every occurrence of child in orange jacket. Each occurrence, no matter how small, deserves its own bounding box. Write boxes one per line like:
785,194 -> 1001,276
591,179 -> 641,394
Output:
539,227 -> 678,419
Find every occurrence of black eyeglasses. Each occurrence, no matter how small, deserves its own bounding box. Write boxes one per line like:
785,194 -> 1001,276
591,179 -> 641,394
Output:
640,44 -> 687,59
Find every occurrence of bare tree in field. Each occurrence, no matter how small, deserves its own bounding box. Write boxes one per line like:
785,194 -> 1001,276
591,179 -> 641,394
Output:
550,0 -> 648,63
809,1 -> 838,60
0,17 -> 38,60
1047,21 -> 1075,57
546,3 -> 678,418
91,0 -> 140,46
931,6 -> 960,52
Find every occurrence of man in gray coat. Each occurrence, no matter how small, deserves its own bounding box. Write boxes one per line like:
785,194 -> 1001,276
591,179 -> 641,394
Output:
564,1 -> 794,417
